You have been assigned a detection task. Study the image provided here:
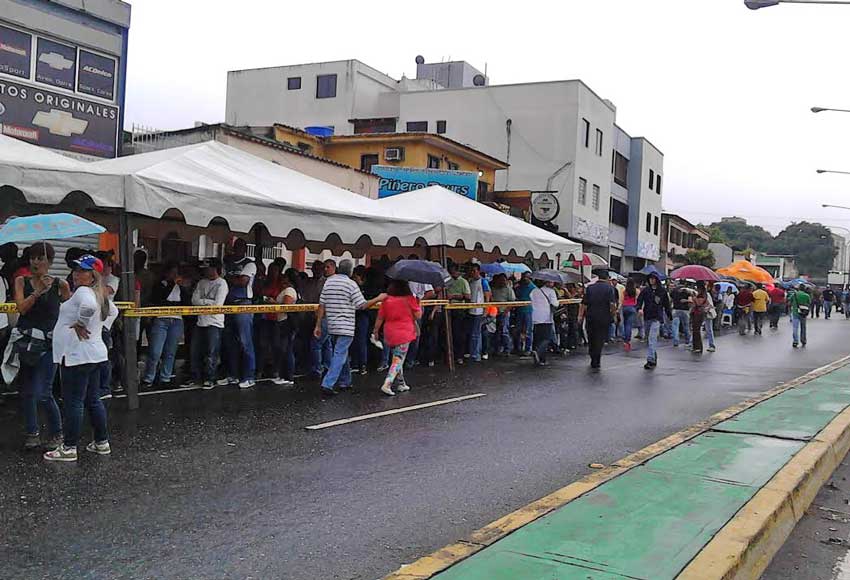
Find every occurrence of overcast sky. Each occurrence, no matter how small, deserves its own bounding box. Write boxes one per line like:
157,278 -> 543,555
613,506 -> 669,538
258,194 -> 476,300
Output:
124,0 -> 850,235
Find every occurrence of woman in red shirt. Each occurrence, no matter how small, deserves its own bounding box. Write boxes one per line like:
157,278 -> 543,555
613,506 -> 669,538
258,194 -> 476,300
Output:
372,279 -> 422,396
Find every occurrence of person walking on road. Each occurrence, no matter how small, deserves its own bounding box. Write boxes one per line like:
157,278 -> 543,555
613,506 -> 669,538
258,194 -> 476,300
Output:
314,260 -> 385,396
823,287 -> 835,319
637,272 -> 672,370
690,282 -> 710,354
735,285 -> 754,335
790,286 -> 811,348
751,283 -> 770,336
669,281 -> 694,349
372,279 -> 421,396
621,279 -> 638,352
580,271 -> 617,370
529,279 -> 559,366
768,284 -> 786,329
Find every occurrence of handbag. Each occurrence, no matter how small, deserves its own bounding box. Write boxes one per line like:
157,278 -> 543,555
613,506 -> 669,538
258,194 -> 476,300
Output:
14,329 -> 51,366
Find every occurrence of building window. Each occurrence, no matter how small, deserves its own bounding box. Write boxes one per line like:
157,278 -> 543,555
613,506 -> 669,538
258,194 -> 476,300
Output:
353,118 -> 396,134
582,119 -> 590,148
649,169 -> 655,190
428,154 -> 441,169
436,120 -> 447,134
447,161 -> 460,170
287,77 -> 301,90
477,181 -> 489,199
654,216 -> 659,236
610,254 -> 622,273
609,198 -> 629,228
407,121 -> 428,132
656,174 -> 662,194
595,129 -> 603,156
360,154 -> 379,172
578,178 -> 588,205
646,212 -> 652,233
592,184 -> 600,210
613,152 -> 628,187
316,74 -> 337,98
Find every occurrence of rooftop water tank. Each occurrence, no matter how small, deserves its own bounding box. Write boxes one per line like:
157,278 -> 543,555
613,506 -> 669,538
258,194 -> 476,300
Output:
305,126 -> 334,137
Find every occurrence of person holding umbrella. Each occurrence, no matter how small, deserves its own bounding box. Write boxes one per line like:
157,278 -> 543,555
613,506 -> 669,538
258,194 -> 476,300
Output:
637,272 -> 672,370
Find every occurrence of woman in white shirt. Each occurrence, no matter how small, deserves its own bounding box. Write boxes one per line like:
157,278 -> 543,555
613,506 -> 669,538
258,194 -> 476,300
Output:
272,269 -> 300,386
45,255 -> 117,462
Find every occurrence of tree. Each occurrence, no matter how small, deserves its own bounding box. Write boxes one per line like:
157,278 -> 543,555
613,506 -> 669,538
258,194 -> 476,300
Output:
770,222 -> 835,277
708,220 -> 773,252
699,225 -> 727,244
684,248 -> 716,268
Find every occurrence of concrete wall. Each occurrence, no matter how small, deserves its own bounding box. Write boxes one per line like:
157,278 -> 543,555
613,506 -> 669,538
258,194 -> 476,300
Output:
709,242 -> 734,269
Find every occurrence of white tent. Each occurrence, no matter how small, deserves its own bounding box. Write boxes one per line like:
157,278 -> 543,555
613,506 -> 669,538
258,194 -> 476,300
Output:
379,186 -> 582,259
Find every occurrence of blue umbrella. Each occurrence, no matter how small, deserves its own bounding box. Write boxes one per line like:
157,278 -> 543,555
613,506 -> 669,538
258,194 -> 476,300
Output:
0,213 -> 105,244
481,263 -> 509,276
386,260 -> 450,287
500,262 -> 532,274
714,281 -> 739,294
629,264 -> 667,281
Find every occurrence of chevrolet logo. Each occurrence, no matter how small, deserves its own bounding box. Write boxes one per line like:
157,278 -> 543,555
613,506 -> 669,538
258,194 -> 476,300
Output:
32,109 -> 88,137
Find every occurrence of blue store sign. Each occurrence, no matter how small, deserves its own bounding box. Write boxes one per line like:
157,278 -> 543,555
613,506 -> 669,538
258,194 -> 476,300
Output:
372,165 -> 479,200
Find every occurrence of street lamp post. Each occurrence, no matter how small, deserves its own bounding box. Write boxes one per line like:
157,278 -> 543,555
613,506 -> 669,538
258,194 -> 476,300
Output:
823,204 -> 850,211
817,169 -> 850,176
747,0 -> 850,8
812,107 -> 850,114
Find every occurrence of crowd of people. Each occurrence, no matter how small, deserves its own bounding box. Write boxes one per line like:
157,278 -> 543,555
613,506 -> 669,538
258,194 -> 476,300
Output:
0,236 -> 837,459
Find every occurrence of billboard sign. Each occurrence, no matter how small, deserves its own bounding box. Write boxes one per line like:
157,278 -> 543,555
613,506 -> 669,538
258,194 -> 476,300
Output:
77,49 -> 115,101
0,77 -> 118,158
372,165 -> 479,200
0,24 -> 31,79
35,37 -> 76,90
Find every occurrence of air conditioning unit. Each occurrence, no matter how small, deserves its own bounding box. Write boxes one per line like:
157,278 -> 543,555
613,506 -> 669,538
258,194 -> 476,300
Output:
385,147 -> 405,162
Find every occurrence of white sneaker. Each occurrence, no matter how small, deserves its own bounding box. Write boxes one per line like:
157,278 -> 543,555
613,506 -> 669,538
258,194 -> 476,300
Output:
217,377 -> 237,386
272,377 -> 294,386
381,384 -> 396,396
238,379 -> 256,389
481,354 -> 489,360
202,381 -> 216,390
396,384 -> 410,392
86,441 -> 111,455
44,445 -> 77,462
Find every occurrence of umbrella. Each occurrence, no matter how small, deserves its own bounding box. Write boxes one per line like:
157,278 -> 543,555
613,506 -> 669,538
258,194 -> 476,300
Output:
716,260 -> 774,284
531,269 -> 564,284
786,277 -> 814,288
564,253 -> 607,268
592,268 -> 625,283
630,265 -> 667,281
386,260 -> 450,287
0,213 -> 105,244
481,263 -> 508,276
669,265 -> 721,282
499,262 -> 532,274
561,267 -> 590,283
714,281 -> 739,294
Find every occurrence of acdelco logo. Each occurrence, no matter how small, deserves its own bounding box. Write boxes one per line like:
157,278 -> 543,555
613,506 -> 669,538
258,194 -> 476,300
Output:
81,65 -> 112,79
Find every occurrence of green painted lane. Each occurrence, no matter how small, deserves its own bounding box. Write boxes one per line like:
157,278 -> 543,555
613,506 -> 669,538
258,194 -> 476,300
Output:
432,367 -> 850,580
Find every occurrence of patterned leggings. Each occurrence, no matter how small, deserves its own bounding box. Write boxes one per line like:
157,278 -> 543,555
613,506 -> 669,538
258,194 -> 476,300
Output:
383,342 -> 410,387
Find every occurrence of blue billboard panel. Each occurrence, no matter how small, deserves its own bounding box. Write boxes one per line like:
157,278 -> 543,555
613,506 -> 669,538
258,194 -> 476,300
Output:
372,165 -> 479,200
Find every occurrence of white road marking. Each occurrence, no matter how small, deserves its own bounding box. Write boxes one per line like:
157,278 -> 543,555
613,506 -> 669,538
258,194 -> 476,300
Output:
304,393 -> 487,431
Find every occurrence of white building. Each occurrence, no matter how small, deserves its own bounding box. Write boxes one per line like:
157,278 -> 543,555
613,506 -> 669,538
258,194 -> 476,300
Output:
225,58 -> 663,267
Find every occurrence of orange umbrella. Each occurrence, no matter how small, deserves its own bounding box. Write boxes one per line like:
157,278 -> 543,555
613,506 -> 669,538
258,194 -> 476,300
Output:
716,260 -> 774,284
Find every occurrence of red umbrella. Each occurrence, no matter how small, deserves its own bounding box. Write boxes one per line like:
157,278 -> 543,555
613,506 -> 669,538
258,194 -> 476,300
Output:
669,265 -> 721,282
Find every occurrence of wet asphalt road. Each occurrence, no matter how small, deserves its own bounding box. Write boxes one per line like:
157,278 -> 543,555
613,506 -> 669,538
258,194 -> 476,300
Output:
1,317 -> 849,580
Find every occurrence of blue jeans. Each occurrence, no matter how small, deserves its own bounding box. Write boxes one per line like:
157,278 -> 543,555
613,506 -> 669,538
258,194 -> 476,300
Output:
322,334 -> 353,390
144,317 -> 183,384
792,314 -> 807,344
703,318 -> 716,348
621,306 -> 637,343
311,317 -> 331,375
646,319 -> 661,363
61,362 -> 108,448
671,310 -> 691,346
191,325 -> 222,382
351,311 -> 370,369
496,312 -> 513,353
824,300 -> 833,318
224,313 -> 255,381
467,314 -> 483,361
20,348 -> 61,437
517,310 -> 533,352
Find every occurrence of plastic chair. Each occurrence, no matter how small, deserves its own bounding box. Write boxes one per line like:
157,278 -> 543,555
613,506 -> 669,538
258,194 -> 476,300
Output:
721,309 -> 734,327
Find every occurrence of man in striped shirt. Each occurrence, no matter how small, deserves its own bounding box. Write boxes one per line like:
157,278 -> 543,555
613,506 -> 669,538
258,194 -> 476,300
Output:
314,259 -> 386,395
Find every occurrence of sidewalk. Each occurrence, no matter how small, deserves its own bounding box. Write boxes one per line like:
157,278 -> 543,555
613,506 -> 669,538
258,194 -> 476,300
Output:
390,359 -> 850,580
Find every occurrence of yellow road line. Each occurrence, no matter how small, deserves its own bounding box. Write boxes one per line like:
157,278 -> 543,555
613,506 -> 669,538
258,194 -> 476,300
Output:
304,393 -> 487,431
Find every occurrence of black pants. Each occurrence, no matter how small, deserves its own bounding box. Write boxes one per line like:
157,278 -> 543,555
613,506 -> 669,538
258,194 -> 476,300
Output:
586,318 -> 608,367
451,311 -> 467,360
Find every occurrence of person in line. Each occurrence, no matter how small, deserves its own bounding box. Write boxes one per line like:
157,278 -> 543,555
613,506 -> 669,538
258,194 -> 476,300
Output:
621,279 -> 638,352
690,282 -> 710,354
637,272 -> 672,370
529,278 -> 559,366
220,239 -> 258,389
489,273 -> 515,356
302,260 -> 330,377
768,284 -> 786,329
669,281 -> 693,349
190,258 -> 228,389
407,276 -> 435,368
44,255 -> 117,462
256,260 -> 284,379
350,265 -> 371,375
823,286 -> 836,320
751,283 -> 770,336
314,259 -> 385,396
142,262 -> 189,389
9,243 -> 70,450
446,264 -> 471,365
514,272 -> 535,355
790,286 -> 811,348
735,284 -> 754,335
466,264 -> 491,362
272,268 -> 300,386
372,279 -> 421,395
580,271 -> 617,369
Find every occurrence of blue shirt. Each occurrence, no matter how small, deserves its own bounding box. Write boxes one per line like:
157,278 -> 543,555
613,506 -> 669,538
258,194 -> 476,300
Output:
515,282 -> 534,314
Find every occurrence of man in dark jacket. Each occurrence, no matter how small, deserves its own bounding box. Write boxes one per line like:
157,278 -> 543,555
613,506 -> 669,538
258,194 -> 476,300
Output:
580,272 -> 617,370
637,272 -> 672,370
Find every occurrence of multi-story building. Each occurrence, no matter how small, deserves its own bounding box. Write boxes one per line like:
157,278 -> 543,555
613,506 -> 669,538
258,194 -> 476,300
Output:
0,0 -> 130,159
659,213 -> 710,273
225,58 -> 664,268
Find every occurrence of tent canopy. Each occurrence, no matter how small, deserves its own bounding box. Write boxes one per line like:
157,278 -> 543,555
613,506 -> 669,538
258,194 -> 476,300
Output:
379,186 -> 581,259
716,260 -> 774,284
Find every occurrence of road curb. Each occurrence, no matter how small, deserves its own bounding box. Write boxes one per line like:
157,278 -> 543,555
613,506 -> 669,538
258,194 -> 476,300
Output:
383,355 -> 850,580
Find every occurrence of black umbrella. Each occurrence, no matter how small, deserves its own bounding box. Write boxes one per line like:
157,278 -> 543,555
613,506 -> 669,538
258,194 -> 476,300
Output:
531,269 -> 564,284
386,260 -> 450,287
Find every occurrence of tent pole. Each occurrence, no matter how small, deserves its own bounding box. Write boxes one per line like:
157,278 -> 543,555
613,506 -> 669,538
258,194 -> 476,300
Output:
118,210 -> 139,410
445,307 -> 455,372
